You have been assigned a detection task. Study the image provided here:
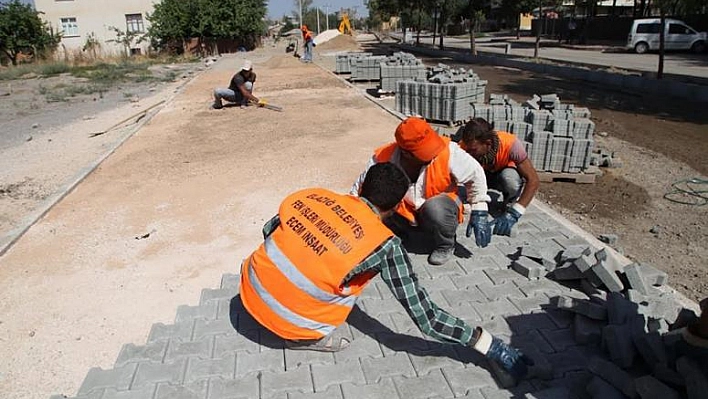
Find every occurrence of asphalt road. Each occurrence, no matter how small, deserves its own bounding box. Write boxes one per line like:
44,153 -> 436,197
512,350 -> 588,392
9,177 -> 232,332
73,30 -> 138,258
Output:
394,34 -> 708,80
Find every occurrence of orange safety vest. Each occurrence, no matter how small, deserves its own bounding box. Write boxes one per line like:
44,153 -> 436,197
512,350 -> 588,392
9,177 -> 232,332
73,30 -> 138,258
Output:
240,188 -> 393,340
374,137 -> 464,223
459,131 -> 517,173
302,29 -> 313,42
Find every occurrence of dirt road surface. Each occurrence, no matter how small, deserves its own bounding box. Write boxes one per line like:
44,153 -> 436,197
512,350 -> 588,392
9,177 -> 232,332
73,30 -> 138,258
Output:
0,35 -> 705,398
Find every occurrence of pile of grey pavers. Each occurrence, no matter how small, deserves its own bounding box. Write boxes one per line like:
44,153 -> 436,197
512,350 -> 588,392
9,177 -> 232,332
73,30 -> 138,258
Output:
335,52 -> 373,74
395,64 -> 487,123
350,55 -> 388,81
379,52 -> 426,93
510,244 -> 707,399
471,93 -> 595,174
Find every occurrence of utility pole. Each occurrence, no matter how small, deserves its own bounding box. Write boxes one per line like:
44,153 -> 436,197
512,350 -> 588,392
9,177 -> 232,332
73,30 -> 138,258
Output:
299,0 -> 303,28
317,7 -> 321,34
324,4 -> 330,30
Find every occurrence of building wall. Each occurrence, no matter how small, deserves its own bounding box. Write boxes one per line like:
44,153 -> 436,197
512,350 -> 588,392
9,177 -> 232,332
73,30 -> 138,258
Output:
34,0 -> 156,58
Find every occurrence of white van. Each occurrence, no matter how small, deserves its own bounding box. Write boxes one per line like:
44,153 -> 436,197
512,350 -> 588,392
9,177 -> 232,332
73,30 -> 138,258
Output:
627,18 -> 706,54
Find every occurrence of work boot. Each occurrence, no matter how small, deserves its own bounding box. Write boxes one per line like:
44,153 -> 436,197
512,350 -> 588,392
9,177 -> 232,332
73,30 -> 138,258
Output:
428,247 -> 454,265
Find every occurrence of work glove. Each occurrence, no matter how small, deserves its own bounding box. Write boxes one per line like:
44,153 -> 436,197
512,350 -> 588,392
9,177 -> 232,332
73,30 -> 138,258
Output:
466,210 -> 493,248
257,99 -> 267,107
472,327 -> 534,382
493,206 -> 523,236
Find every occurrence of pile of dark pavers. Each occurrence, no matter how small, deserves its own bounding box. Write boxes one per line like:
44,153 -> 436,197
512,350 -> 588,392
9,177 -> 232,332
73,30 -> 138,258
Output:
511,244 -> 707,399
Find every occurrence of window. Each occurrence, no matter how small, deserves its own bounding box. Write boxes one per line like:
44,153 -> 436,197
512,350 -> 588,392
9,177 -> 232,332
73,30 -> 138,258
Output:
125,14 -> 145,33
60,17 -> 78,36
668,24 -> 690,34
636,23 -> 660,34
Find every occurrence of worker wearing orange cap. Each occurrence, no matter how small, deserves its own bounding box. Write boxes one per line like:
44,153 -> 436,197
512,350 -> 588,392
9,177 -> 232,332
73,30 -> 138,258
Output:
301,25 -> 314,62
351,117 -> 492,265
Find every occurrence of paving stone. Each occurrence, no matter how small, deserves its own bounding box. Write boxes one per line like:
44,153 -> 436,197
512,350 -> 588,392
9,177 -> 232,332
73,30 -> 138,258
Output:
606,292 -> 638,325
473,299 -> 520,320
312,359 -> 366,392
148,322 -> 195,343
602,324 -> 636,368
262,365 -> 314,396
77,364 -> 138,395
446,303 -> 483,324
393,369 -> 455,399
341,378 -> 399,399
652,363 -> 685,388
176,301 -> 218,323
539,328 -> 576,352
115,341 -> 168,368
235,349 -> 283,377
573,254 -> 595,273
483,268 -> 529,285
374,280 -> 397,300
185,355 -> 235,383
349,313 -> 396,339
213,332 -> 260,355
524,387 -> 570,399
553,237 -> 591,250
552,295 -> 607,320
289,385 -> 344,399
506,312 -> 556,335
635,375 -> 681,399
285,347 -> 335,370
514,329 -> 555,354
441,288 -> 487,305
478,316 -> 513,337
155,380 -> 208,399
200,287 -> 239,305
676,356 -> 708,399
358,298 -> 406,318
546,347 -> 588,377
631,317 -> 667,366
457,256 -> 506,273
408,344 -> 465,376
520,245 -> 544,260
543,308 -> 574,329
479,381 -> 535,399
580,279 -> 608,303
360,352 -> 415,383
623,263 -> 650,295
476,281 -> 526,300
589,261 -> 624,292
220,273 -> 240,290
514,279 -> 567,298
442,364 -> 497,394
333,333 -> 384,363
512,256 -> 546,279
193,318 -> 237,341
559,245 -> 591,262
101,386 -> 157,399
551,261 -> 582,281
586,376 -> 625,399
587,356 -> 637,398
208,375 -> 258,399
573,314 -> 604,345
451,271 -> 494,289
523,347 -> 553,380
359,283 -> 383,300
509,294 -> 552,313
417,275 -> 457,292
637,263 -> 668,286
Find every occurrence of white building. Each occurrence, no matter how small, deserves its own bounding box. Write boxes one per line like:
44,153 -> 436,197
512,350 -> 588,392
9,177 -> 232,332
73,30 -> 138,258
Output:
34,0 -> 156,58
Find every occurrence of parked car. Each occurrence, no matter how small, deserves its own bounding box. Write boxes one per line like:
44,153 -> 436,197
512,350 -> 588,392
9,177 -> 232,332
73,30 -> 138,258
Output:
627,18 -> 707,54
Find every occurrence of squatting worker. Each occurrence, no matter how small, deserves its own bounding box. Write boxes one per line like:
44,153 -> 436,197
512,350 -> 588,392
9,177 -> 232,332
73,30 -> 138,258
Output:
351,117 -> 493,266
240,162 -> 532,381
458,118 -> 540,236
212,60 -> 265,109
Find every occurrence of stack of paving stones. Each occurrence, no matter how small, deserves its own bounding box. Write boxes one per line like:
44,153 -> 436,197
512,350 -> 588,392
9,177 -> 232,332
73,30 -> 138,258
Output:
51,205 -> 701,399
471,93 -> 595,174
350,55 -> 388,81
334,52 -> 373,74
511,243 -> 707,399
379,52 -> 426,93
395,64 -> 487,123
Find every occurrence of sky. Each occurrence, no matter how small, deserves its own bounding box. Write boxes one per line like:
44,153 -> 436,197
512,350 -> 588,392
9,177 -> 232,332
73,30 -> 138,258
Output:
267,0 -> 369,20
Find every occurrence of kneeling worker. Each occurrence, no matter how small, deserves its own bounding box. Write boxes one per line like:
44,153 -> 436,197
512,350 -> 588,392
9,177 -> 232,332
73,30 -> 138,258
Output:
240,162 -> 532,381
458,118 -> 540,236
212,60 -> 265,109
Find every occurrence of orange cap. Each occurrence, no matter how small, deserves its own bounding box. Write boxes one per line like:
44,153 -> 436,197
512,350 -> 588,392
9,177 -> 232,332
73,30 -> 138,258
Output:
395,117 -> 445,162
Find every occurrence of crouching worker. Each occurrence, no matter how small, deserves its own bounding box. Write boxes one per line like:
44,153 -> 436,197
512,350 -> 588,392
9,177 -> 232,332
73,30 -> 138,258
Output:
458,118 -> 540,236
212,60 -> 265,109
239,162 -> 532,381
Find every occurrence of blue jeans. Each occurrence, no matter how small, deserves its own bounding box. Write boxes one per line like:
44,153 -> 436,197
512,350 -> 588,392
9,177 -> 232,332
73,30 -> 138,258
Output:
213,82 -> 253,108
486,167 -> 523,203
384,194 -> 459,252
303,41 -> 314,62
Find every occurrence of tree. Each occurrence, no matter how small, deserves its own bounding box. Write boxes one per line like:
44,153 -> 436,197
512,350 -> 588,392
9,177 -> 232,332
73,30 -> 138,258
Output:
0,0 -> 61,65
106,26 -> 146,58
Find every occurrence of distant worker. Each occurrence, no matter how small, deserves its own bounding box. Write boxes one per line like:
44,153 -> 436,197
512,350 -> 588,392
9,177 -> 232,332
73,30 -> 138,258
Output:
458,117 -> 540,237
239,162 -> 532,382
212,60 -> 264,109
351,117 -> 493,266
301,25 -> 315,63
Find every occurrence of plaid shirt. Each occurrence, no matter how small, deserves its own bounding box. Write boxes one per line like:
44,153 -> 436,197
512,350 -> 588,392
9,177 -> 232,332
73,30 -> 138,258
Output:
261,201 -> 475,346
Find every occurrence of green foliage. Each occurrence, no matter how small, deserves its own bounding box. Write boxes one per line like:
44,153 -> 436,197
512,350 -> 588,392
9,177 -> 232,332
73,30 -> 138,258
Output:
82,32 -> 101,58
37,62 -> 71,76
106,26 -> 147,57
147,0 -> 267,50
0,0 -> 61,65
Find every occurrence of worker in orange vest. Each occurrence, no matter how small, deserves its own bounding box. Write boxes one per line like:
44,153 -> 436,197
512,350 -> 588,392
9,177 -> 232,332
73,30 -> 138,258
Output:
240,162 -> 532,381
301,25 -> 314,62
351,117 -> 493,266
458,118 -> 540,237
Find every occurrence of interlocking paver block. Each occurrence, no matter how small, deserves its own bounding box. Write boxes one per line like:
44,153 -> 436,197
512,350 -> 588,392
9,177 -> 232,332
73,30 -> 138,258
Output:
193,318 -> 237,341
580,279 -> 607,303
341,378 -> 399,399
623,263 -> 650,295
441,288 -> 486,305
638,263 -> 668,286
200,287 -> 239,305
515,279 -> 567,297
514,329 -> 555,354
235,348 -> 283,377
312,359 -> 365,392
165,337 -> 212,361
573,314 -> 603,345
551,262 -> 582,281
483,268 -> 529,285
589,261 -> 624,292
443,364 -> 497,394
552,295 -> 607,320
478,316 -> 513,337
473,299 -> 520,320
520,245 -> 543,260
262,365 -> 314,396
394,369 -> 455,399
652,363 -> 685,388
573,254 -> 595,273
289,385 -> 344,399
115,341 -> 168,367
285,347 -> 334,370
587,356 -> 637,398
635,375 -> 681,399
677,356 -> 708,399
546,347 -> 588,378
601,324 -> 636,368
559,245 -> 591,262
606,292 -> 638,325
586,377 -> 625,399
506,312 -> 556,335
208,375 -> 258,399
185,355 -> 235,383
220,273 -> 240,289
360,352 -> 415,383
512,256 -> 546,279
630,316 -> 667,366
155,380 -> 207,399
77,364 -> 138,395
476,281 -> 526,300
101,386 -> 157,399
539,328 -> 576,352
176,301 -> 218,323
359,298 -> 406,317
213,332 -> 259,355
148,322 -> 194,343
333,333 -> 384,363
451,271 -> 493,290
509,294 -> 551,313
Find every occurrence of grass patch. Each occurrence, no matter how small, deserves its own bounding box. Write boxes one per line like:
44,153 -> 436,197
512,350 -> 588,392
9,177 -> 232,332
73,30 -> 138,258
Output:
38,62 -> 71,77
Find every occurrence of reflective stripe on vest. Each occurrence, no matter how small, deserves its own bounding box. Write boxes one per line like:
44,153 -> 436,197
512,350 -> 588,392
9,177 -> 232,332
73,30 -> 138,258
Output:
240,188 -> 393,340
374,138 -> 464,223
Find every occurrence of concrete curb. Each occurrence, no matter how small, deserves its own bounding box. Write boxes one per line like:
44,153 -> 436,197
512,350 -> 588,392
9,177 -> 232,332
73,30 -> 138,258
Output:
396,43 -> 708,103
0,64 -> 209,257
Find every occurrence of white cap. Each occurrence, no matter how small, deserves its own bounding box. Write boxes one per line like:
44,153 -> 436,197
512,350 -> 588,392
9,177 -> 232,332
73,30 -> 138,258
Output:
241,60 -> 252,71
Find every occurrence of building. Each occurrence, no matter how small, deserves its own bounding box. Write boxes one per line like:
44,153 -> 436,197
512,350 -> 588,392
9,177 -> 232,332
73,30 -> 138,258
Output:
33,0 -> 155,58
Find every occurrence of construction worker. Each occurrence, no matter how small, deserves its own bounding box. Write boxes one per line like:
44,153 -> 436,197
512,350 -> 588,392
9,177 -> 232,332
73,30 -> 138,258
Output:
301,25 -> 314,63
240,162 -> 532,382
458,118 -> 540,237
351,117 -> 493,266
212,60 -> 264,109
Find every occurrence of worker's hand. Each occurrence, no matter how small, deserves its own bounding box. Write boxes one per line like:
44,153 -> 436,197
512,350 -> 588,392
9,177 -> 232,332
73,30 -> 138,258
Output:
257,99 -> 267,107
472,327 -> 534,381
493,207 -> 522,236
466,210 -> 493,248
